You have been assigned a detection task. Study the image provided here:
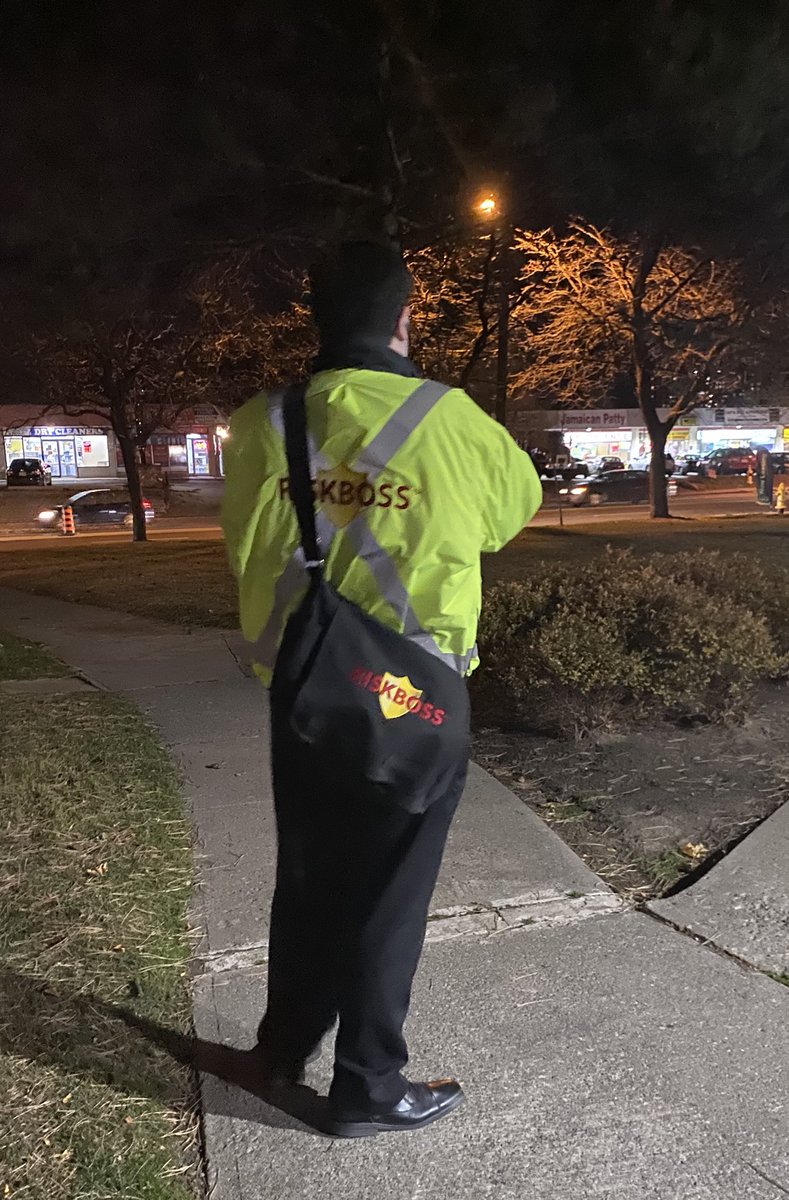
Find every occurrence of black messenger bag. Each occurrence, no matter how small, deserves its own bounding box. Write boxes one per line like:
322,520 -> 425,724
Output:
270,383 -> 470,814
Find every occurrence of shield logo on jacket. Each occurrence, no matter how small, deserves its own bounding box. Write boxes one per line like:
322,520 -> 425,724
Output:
315,462 -> 369,529
378,673 -> 423,720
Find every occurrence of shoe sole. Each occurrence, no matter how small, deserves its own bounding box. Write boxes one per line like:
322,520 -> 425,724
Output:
325,1090 -> 465,1139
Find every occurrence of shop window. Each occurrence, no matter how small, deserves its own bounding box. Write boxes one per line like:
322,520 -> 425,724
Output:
187,435 -> 211,475
76,435 -> 109,468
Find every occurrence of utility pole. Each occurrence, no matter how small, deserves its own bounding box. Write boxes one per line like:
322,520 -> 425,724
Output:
475,192 -> 512,429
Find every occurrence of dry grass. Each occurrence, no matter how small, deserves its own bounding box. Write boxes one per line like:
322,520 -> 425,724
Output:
0,541 -> 237,628
0,692 -> 196,1199
0,516 -> 787,633
487,515 -> 789,585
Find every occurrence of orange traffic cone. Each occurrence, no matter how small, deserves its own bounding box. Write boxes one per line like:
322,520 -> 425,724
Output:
61,505 -> 76,535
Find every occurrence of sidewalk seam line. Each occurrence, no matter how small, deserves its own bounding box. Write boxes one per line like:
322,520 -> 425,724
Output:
193,891 -> 627,976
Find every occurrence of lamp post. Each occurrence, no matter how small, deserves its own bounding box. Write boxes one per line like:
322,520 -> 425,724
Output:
475,193 -> 512,428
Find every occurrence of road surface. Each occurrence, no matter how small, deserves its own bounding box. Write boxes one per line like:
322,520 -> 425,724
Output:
0,490 -> 766,551
532,490 -> 759,526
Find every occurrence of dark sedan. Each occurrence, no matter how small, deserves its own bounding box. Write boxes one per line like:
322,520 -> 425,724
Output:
36,489 -> 155,529
560,469 -> 651,507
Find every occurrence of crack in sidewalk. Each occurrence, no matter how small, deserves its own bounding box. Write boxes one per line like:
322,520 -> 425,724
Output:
220,633 -> 255,678
744,1161 -> 789,1196
424,888 -> 625,943
640,902 -> 788,990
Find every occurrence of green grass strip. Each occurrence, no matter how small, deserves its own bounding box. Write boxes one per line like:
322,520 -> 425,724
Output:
0,632 -> 72,682
0,691 -> 196,1199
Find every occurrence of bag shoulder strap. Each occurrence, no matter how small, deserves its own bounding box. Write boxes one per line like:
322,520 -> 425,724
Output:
282,383 -> 323,576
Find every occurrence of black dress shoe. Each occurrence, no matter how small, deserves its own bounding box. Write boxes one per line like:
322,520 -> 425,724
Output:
325,1079 -> 465,1138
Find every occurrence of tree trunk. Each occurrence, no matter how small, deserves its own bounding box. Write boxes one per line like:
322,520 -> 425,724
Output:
648,421 -> 670,518
632,309 -> 671,518
118,434 -> 148,541
630,233 -> 670,518
494,226 -> 513,427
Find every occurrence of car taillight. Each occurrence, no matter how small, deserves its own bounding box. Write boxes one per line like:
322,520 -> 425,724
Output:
142,499 -> 152,509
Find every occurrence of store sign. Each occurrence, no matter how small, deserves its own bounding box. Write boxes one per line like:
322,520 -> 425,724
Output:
515,405 -> 787,435
650,410 -> 695,426
546,409 -> 697,431
707,407 -> 782,426
26,425 -> 106,436
551,410 -> 632,430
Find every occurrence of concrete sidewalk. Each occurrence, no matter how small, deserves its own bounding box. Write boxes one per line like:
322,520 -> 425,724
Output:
1,587 -> 788,1199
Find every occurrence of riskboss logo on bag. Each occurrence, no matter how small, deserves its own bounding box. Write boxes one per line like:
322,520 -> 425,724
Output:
349,668 -> 446,726
278,463 -> 412,529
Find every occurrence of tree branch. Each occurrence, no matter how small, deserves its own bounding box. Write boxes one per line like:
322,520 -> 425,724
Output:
666,338 -> 732,421
372,0 -> 472,178
646,259 -> 709,319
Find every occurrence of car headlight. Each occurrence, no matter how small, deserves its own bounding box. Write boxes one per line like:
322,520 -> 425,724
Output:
559,488 -> 569,495
38,509 -> 57,521
570,486 -> 587,495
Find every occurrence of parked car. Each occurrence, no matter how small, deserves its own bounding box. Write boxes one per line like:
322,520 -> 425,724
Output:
594,456 -> 626,473
701,447 -> 757,476
529,450 -> 590,481
631,452 -> 676,476
36,489 -> 155,530
6,457 -> 52,486
559,469 -> 677,507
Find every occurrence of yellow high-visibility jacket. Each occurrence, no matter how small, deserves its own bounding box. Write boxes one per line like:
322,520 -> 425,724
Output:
222,369 -> 542,685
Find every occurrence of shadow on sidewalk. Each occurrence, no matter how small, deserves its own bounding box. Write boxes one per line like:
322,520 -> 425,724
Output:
0,969 -> 327,1136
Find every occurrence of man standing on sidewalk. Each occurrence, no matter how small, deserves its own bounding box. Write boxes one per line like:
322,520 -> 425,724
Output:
222,241 -> 542,1137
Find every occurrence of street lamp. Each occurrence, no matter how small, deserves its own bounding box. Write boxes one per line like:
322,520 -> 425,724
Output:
477,194 -> 499,218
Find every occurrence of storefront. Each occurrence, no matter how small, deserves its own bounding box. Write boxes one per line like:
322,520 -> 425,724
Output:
143,428 -> 227,478
513,404 -> 789,466
695,407 -> 784,454
140,406 -> 228,478
2,405 -> 229,484
560,427 -> 632,463
1,412 -> 119,481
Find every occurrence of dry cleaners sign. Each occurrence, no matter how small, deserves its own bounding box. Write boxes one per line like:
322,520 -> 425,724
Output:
26,425 -> 107,436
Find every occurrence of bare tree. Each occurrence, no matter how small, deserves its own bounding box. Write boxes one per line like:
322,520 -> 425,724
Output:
186,258 -> 316,395
27,257 -> 319,541
513,223 -> 746,516
408,236 -> 531,406
33,319 -> 210,540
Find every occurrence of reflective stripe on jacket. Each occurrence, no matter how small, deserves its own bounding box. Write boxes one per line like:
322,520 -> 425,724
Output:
222,368 -> 543,686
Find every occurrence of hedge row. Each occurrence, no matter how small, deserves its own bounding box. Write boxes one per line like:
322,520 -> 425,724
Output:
477,549 -> 789,734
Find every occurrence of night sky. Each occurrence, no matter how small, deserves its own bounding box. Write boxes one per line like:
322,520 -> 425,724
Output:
2,1 -> 789,375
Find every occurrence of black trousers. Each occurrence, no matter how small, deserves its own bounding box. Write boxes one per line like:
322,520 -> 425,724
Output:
258,701 -> 467,1117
